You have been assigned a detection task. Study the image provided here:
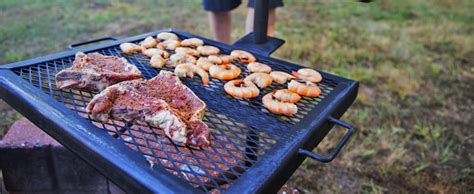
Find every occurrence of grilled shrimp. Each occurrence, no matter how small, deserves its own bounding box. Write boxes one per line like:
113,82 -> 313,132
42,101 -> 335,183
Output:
157,39 -> 180,50
181,38 -> 204,47
288,80 -> 321,97
197,46 -> 220,56
140,36 -> 158,48
269,71 -> 295,84
273,89 -> 301,103
230,50 -> 256,63
196,57 -> 215,71
175,47 -> 200,56
219,55 -> 236,64
262,91 -> 298,115
244,73 -> 272,89
150,55 -> 166,69
224,79 -> 259,98
292,68 -> 322,83
247,62 -> 272,73
207,55 -> 222,64
142,48 -> 169,58
156,32 -> 179,41
208,55 -> 236,64
209,64 -> 241,80
174,63 -> 209,85
120,43 -> 143,55
167,53 -> 197,67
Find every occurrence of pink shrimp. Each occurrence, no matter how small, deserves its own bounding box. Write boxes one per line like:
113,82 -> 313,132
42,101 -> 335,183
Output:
230,50 -> 256,63
292,68 -> 322,83
247,62 -> 272,73
244,73 -> 272,89
209,64 -> 241,80
197,46 -> 220,56
196,57 -> 215,71
288,80 -> 321,97
174,63 -> 209,85
269,71 -> 295,84
262,91 -> 298,115
273,89 -> 301,103
181,38 -> 204,47
224,79 -> 260,98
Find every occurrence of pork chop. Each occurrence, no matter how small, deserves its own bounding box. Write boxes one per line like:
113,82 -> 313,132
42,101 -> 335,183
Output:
86,71 -> 210,147
55,52 -> 142,91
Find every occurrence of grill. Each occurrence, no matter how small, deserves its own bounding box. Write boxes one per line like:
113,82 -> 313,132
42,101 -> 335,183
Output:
0,29 -> 358,193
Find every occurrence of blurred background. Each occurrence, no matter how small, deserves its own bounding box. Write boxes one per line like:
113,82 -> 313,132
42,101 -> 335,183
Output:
0,0 -> 472,193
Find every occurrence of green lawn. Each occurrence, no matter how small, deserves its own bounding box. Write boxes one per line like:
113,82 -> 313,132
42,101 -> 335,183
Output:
1,0 -> 473,193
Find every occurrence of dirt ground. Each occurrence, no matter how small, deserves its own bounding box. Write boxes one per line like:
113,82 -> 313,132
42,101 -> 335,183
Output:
0,0 -> 473,193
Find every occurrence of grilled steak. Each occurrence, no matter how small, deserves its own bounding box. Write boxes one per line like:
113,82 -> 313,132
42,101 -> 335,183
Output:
86,71 -> 210,147
145,71 -> 206,121
55,52 -> 142,91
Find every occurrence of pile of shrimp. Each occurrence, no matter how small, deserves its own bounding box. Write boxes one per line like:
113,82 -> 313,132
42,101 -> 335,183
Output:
119,32 -> 324,116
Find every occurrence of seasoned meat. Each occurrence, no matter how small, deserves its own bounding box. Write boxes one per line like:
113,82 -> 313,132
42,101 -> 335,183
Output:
87,85 -> 189,143
144,71 -> 206,120
55,52 -> 141,91
86,71 -> 210,147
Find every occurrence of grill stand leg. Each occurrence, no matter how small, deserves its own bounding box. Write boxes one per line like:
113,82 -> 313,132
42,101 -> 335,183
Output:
233,0 -> 285,56
253,0 -> 269,44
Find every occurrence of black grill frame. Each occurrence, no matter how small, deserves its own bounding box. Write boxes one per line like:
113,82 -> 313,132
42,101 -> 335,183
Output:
0,29 -> 358,193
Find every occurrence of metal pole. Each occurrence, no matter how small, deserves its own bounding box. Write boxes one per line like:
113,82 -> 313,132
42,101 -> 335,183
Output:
253,0 -> 269,44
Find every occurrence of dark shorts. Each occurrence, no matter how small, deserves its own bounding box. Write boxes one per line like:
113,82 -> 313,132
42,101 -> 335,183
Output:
202,0 -> 284,12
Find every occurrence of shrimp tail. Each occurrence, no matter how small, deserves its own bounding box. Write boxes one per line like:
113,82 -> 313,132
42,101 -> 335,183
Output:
291,71 -> 299,77
187,72 -> 195,78
202,78 -> 209,86
233,79 -> 244,85
198,70 -> 209,86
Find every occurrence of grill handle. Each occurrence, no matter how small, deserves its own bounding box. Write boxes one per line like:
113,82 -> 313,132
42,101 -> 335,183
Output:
68,37 -> 118,49
299,117 -> 355,163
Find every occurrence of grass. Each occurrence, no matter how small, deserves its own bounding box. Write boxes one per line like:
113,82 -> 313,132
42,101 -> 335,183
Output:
0,0 -> 473,192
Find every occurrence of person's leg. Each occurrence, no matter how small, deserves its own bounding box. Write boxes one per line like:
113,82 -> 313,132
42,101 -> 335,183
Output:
207,11 -> 232,44
245,8 -> 276,36
202,0 -> 241,43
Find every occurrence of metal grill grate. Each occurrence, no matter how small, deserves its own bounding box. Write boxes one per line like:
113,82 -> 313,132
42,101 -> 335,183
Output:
11,34 -> 338,192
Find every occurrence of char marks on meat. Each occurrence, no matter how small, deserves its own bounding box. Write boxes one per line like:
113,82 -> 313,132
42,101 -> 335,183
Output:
55,52 -> 142,91
86,71 -> 210,147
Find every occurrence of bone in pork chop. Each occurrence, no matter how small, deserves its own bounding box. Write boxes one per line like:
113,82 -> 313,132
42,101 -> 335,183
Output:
55,52 -> 142,91
86,71 -> 210,147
